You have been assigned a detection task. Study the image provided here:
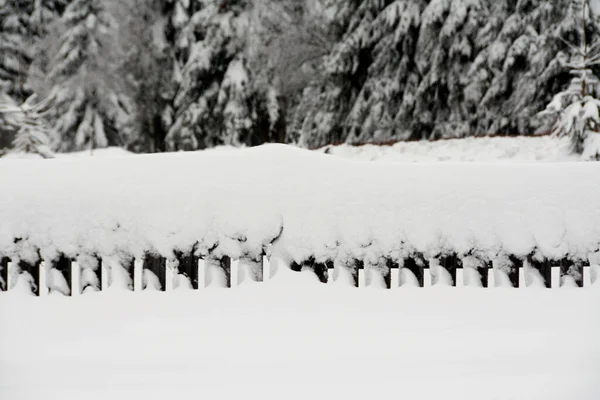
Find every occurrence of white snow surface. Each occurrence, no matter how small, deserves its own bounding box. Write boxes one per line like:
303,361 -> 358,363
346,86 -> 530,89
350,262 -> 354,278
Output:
0,144 -> 599,265
0,135 -> 595,162
0,265 -> 599,399
1,142 -> 599,399
1,146 -> 133,159
320,135 -> 587,162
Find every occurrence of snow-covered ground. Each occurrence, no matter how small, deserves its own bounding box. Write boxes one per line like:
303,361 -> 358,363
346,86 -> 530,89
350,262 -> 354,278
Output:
1,135 -> 596,162
1,139 -> 599,399
0,146 -> 134,159
1,266 -> 599,400
320,135 -> 588,162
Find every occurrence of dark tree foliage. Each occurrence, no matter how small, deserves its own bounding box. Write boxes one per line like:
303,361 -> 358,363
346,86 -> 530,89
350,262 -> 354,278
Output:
291,0 -> 594,148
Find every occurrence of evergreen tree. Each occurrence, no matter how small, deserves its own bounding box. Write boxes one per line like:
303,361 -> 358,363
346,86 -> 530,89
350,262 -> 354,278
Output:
4,0 -> 599,153
165,0 -> 282,150
249,0 -> 334,144
0,0 -> 69,102
251,0 -> 332,98
0,0 -> 68,154
116,0 -> 175,153
0,0 -> 31,101
29,0 -> 133,152
292,0 -> 588,148
540,0 -> 600,157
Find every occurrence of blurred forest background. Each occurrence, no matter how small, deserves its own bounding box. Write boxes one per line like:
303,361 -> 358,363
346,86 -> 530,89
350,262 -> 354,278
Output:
1,0 -> 599,155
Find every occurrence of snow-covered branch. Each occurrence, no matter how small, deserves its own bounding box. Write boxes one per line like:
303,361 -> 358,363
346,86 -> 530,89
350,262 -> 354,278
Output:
0,94 -> 55,158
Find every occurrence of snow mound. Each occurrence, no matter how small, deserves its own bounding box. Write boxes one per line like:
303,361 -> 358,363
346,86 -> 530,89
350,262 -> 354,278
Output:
0,144 -> 598,267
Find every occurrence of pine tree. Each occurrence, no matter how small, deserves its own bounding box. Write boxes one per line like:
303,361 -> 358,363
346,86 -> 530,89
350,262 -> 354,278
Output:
165,0 -> 283,150
29,0 -> 133,152
5,0 -> 596,153
115,0 -> 175,153
0,0 -> 69,102
0,0 -> 35,102
540,0 -> 600,157
0,1 -> 68,155
248,0 -> 334,144
291,0 -> 586,148
251,0 -> 332,98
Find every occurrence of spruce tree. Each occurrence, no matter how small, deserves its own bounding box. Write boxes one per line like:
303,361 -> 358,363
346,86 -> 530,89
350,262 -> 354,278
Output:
165,0 -> 282,150
0,0 -> 30,101
116,0 -> 175,153
291,0 -> 585,148
0,0 -> 69,102
249,0 -> 334,144
539,0 -> 600,157
29,0 -> 133,152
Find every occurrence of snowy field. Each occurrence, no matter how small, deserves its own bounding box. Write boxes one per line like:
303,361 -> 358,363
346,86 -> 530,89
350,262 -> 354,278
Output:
1,135 -> 596,162
1,266 -> 599,400
320,135 -> 600,162
1,140 -> 599,399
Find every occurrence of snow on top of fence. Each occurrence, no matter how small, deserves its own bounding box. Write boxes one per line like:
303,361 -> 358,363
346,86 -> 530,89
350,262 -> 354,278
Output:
0,144 -> 599,265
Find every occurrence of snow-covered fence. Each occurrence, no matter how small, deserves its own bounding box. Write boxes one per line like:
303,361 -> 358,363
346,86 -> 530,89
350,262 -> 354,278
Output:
0,252 -> 596,295
0,145 -> 599,295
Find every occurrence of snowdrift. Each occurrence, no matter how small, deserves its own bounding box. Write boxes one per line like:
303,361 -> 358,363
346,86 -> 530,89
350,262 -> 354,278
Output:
0,144 -> 599,268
